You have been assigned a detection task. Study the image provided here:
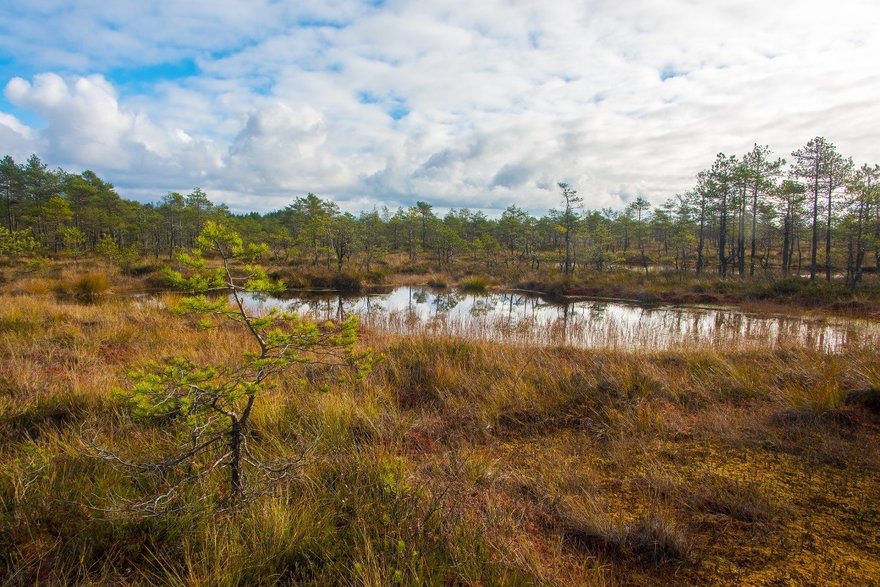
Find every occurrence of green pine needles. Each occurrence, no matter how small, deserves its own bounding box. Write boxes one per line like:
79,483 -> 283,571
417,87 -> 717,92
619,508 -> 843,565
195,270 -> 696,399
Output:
97,221 -> 371,512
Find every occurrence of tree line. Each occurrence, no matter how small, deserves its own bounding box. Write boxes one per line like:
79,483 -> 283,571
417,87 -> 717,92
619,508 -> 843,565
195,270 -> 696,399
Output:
1,137 -> 878,289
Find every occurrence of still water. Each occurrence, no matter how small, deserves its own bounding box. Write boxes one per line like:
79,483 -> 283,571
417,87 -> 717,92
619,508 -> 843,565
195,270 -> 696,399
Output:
241,287 -> 880,352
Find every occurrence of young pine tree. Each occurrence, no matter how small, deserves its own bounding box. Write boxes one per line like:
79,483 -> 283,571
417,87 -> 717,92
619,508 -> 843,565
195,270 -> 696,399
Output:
95,221 -> 370,511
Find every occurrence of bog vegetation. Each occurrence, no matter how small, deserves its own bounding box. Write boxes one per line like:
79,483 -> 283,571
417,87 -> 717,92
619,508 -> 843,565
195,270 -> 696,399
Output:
1,137 -> 879,585
2,136 -> 879,296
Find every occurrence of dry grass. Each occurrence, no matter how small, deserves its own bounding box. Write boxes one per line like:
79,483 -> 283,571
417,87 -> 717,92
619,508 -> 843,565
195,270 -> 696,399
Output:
1,268 -> 879,585
459,276 -> 490,293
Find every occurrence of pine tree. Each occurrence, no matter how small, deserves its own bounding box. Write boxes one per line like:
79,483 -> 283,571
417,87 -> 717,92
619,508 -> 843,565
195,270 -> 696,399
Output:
92,222 -> 370,510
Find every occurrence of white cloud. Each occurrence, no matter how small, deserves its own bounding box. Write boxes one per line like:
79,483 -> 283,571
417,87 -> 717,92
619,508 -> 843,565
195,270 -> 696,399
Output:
0,112 -> 40,161
226,102 -> 353,191
4,73 -> 223,186
1,0 -> 879,214
7,73 -> 134,167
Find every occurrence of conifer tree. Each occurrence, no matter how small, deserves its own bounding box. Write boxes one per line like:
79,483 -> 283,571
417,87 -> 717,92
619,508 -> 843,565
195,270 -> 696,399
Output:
94,221 -> 370,510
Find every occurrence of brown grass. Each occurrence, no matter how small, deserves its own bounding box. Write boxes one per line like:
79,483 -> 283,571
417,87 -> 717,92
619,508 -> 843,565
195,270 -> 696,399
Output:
1,270 -> 879,585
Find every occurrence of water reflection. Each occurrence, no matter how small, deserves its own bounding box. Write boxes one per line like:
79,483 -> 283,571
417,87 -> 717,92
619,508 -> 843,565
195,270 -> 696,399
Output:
240,287 -> 879,352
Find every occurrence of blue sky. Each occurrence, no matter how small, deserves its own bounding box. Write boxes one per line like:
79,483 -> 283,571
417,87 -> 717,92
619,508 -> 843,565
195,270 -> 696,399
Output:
1,0 -> 879,214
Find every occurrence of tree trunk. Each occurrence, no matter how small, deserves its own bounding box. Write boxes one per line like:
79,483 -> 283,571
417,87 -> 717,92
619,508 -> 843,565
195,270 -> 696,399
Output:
738,197 -> 746,278
825,186 -> 833,282
781,214 -> 791,276
718,191 -> 728,277
696,202 -> 705,276
810,160 -> 819,281
749,185 -> 758,277
230,418 -> 243,499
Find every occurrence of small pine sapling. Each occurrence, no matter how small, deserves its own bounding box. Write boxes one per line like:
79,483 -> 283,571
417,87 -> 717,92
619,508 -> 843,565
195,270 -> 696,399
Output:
91,221 -> 371,512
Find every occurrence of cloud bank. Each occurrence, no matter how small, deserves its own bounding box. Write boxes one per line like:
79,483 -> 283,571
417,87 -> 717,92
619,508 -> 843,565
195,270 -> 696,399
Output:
1,0 -> 878,214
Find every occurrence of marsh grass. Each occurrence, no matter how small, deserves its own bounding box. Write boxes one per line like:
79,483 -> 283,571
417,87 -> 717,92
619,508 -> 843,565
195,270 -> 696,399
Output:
1,279 -> 879,585
49,270 -> 112,302
555,494 -> 693,567
459,276 -> 490,293
777,357 -> 847,415
689,475 -> 787,524
72,272 -> 110,301
645,468 -> 789,525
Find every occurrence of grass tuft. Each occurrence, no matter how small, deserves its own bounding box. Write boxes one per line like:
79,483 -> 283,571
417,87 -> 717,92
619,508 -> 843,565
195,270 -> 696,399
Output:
55,272 -> 111,302
1,393 -> 95,442
627,509 -> 693,565
459,276 -> 490,293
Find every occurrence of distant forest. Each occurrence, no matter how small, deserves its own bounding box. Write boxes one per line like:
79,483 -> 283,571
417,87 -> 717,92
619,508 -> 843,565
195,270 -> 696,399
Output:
1,137 -> 878,289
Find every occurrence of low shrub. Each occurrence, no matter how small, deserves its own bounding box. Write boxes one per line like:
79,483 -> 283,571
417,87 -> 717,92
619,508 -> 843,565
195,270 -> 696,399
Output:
363,268 -> 388,283
310,272 -> 363,293
127,263 -> 159,277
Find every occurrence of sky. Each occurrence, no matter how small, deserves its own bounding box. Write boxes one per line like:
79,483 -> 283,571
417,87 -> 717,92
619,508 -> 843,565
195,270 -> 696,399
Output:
1,0 -> 879,216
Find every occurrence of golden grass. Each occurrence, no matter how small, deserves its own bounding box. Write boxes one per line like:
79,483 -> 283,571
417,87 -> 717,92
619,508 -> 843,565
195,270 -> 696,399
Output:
1,278 -> 879,585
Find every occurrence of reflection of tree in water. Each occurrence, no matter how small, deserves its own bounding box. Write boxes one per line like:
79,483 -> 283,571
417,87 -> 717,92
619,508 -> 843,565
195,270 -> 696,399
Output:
470,296 -> 493,317
586,302 -> 606,320
248,292 -> 269,305
286,298 -> 320,317
362,294 -> 385,315
282,295 -> 351,322
499,293 -> 542,337
335,295 -> 345,321
433,291 -> 462,313
551,302 -> 572,344
240,288 -> 879,352
412,289 -> 429,304
499,293 -> 531,317
318,297 -> 337,321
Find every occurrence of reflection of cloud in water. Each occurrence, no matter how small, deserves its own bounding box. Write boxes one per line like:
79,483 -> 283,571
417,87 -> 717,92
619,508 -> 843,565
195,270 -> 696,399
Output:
237,288 -> 880,353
